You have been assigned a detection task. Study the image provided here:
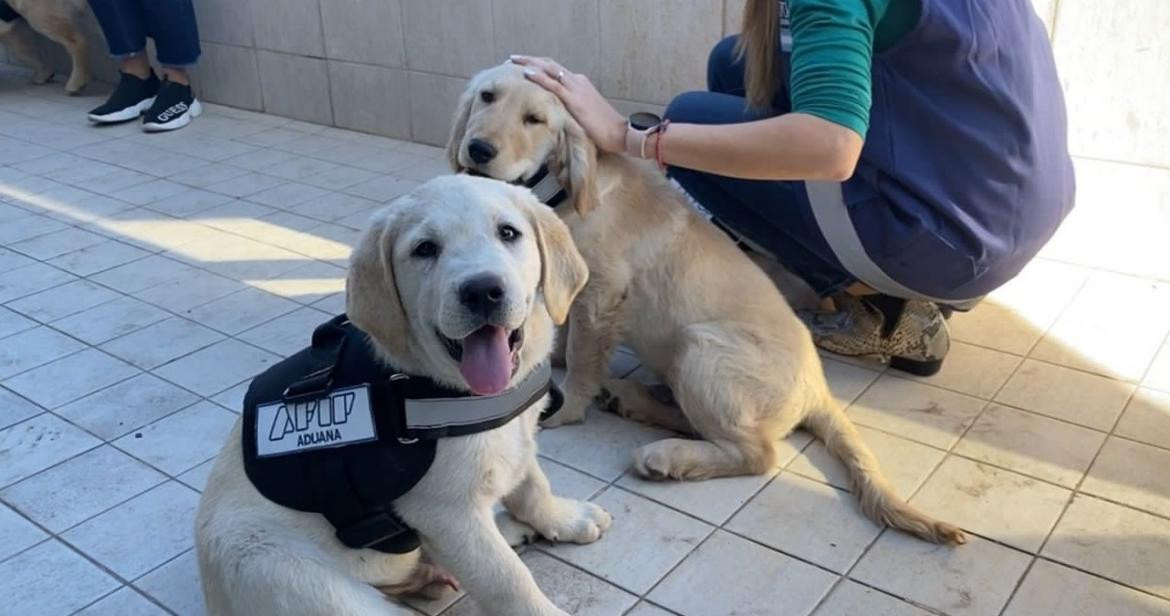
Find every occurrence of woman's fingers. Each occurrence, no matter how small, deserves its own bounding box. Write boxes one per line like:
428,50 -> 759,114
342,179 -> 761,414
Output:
510,55 -> 568,82
522,68 -> 571,100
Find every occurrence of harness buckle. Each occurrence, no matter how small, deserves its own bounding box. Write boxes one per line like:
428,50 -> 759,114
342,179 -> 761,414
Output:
388,373 -> 420,444
335,511 -> 414,551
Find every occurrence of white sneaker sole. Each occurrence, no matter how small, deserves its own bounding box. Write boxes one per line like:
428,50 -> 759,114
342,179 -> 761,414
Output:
87,96 -> 155,124
143,99 -> 202,133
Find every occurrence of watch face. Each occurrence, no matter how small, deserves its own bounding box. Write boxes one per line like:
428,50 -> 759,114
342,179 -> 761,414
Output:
629,112 -> 663,131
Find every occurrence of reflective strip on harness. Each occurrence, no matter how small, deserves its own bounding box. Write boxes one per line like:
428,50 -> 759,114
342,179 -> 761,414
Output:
804,181 -> 983,310
402,362 -> 553,438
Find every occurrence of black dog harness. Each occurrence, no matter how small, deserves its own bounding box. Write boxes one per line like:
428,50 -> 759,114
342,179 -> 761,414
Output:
520,165 -> 568,208
242,314 -> 563,554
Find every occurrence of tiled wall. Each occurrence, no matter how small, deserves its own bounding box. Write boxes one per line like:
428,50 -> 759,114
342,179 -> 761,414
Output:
7,0 -> 1170,169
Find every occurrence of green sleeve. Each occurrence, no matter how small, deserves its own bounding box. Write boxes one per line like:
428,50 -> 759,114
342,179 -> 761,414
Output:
788,0 -> 892,138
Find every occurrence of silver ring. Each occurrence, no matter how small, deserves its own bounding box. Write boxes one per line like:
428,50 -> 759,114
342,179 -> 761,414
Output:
556,70 -> 565,83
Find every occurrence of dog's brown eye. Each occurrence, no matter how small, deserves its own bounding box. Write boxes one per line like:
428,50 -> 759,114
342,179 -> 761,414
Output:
523,113 -> 544,125
480,90 -> 495,104
412,240 -> 440,258
498,224 -> 521,242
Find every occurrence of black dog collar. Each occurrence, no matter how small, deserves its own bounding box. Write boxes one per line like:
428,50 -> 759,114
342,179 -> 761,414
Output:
520,165 -> 568,209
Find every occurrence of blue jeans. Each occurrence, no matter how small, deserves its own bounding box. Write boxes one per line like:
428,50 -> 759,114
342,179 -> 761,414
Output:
666,36 -> 853,297
87,0 -> 200,67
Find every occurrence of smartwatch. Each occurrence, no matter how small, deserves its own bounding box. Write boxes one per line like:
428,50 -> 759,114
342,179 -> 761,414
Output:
628,112 -> 663,132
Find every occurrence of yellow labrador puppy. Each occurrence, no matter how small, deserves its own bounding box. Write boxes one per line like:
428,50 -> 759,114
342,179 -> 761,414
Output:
0,0 -> 88,94
196,176 -> 610,616
448,63 -> 965,546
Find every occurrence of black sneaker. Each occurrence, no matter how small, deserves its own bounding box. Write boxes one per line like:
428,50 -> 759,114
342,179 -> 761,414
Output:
142,78 -> 201,132
87,71 -> 160,124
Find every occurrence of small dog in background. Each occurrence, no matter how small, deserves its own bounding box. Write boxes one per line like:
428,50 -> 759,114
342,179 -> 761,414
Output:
0,0 -> 88,94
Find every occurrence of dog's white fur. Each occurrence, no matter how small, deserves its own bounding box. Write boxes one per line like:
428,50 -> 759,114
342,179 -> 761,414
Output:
0,0 -> 88,94
196,176 -> 610,616
449,64 -> 966,545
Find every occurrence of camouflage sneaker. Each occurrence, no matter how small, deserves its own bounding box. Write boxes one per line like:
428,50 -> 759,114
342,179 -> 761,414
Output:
798,295 -> 950,376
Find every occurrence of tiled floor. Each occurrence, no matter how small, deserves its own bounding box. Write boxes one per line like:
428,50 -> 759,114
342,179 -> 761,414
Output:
3,68 -> 1170,616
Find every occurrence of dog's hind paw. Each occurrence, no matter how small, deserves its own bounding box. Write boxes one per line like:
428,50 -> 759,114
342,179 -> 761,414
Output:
494,510 -> 539,547
31,69 -> 54,85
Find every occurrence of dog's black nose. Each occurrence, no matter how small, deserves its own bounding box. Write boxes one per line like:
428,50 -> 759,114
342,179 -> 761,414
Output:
467,139 -> 497,165
459,274 -> 506,317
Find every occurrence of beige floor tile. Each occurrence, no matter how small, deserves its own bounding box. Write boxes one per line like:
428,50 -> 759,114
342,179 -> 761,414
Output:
949,259 -> 1087,356
0,540 -> 119,616
537,409 -> 674,482
846,375 -> 987,449
954,405 -> 1106,487
5,279 -> 120,323
1031,272 -> 1170,381
1003,559 -> 1170,616
852,532 -> 1031,616
151,339 -> 278,397
1146,345 -> 1170,393
726,473 -> 882,573
135,269 -> 245,313
185,287 -> 300,335
814,580 -> 934,616
0,325 -> 86,379
74,586 -> 168,616
544,488 -> 712,594
822,358 -> 881,407
100,317 -> 224,370
1115,388 -> 1170,450
1081,436 -> 1170,518
995,359 -> 1135,431
911,456 -> 1070,552
444,551 -> 637,616
539,458 -> 607,503
112,401 -> 238,476
45,240 -> 151,277
0,502 -> 46,562
3,348 -> 138,410
648,530 -> 837,616
54,373 -> 200,441
0,261 -> 77,304
1044,494 -> 1170,600
626,602 -> 676,616
905,342 -> 1022,400
0,306 -> 36,340
0,413 -> 100,488
788,424 -> 945,499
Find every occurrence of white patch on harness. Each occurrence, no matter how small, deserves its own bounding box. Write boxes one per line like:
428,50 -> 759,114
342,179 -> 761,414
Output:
255,385 -> 377,457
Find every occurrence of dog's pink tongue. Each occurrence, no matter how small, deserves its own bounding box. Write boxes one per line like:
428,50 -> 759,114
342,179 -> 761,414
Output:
459,325 -> 511,395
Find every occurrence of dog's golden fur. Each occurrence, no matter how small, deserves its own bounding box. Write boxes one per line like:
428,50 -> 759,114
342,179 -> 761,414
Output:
0,0 -> 88,94
449,63 -> 966,545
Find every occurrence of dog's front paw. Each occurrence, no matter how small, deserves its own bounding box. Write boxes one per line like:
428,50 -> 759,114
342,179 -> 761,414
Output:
540,393 -> 588,428
532,498 -> 612,544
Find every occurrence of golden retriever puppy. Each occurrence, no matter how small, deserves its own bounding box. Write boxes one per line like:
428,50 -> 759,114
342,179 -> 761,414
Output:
196,176 -> 611,616
0,0 -> 88,94
448,63 -> 965,545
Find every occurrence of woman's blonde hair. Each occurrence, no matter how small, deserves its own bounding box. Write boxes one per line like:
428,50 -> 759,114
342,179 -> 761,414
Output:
736,0 -> 779,110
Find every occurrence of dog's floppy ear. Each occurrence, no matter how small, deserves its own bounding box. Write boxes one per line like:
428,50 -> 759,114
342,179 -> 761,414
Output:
554,115 -> 599,216
346,205 -> 409,349
518,190 -> 589,324
445,86 -> 475,172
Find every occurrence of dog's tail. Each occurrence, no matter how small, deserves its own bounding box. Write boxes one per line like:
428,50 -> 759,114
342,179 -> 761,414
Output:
802,399 -> 967,545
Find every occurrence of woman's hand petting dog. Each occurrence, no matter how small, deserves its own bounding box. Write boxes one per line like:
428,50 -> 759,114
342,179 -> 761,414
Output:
510,55 -> 627,155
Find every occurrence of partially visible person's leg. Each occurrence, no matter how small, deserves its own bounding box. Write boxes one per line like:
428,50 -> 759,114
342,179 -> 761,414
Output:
87,0 -> 160,123
666,90 -> 852,299
138,0 -> 201,131
665,39 -> 950,375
